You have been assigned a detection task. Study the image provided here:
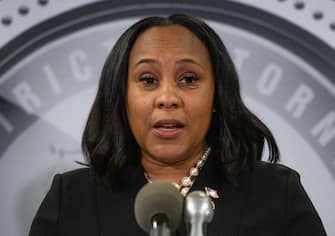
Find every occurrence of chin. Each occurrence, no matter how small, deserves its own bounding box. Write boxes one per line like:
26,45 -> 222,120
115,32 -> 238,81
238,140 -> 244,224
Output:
150,147 -> 188,164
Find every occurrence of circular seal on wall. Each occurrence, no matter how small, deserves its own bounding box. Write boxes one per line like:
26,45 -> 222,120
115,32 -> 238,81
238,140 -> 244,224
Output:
0,1 -> 334,235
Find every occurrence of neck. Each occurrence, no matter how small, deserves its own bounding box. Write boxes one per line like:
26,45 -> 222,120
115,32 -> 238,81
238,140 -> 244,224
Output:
141,149 -> 204,184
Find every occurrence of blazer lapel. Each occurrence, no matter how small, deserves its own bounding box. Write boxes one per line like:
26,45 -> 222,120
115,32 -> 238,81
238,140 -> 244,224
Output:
188,155 -> 251,236
96,165 -> 148,236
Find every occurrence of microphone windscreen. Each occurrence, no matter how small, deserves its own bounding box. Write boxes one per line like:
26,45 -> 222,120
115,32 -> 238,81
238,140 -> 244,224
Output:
134,181 -> 184,232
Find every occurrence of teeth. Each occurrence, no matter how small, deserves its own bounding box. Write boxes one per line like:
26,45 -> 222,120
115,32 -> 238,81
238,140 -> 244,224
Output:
154,122 -> 184,129
159,126 -> 177,129
161,124 -> 177,128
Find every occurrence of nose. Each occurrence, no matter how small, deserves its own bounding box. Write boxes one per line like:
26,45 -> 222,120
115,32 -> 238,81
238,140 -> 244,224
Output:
155,82 -> 182,109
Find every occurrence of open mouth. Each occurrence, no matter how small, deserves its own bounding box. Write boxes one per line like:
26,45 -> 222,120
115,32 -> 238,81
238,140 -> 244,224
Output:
153,119 -> 185,137
153,119 -> 185,129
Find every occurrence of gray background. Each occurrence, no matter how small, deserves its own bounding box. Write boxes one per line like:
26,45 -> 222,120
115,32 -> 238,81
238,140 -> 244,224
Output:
0,1 -> 334,235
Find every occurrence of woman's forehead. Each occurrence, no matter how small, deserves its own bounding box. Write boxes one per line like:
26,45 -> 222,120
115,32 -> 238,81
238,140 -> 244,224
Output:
129,25 -> 211,65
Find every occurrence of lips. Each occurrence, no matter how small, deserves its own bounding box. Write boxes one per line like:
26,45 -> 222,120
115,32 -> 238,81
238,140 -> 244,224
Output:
153,119 -> 184,128
153,119 -> 185,138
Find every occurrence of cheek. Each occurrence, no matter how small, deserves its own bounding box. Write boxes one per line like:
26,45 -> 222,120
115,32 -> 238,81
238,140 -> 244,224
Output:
127,95 -> 152,137
185,94 -> 214,129
187,90 -> 213,113
129,98 -> 152,116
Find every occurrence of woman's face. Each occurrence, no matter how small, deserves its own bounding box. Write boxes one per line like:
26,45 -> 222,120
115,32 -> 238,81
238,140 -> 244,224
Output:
127,25 -> 214,165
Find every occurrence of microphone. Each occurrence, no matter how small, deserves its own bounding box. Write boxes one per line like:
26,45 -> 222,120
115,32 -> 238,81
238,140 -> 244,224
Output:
185,191 -> 215,236
134,181 -> 184,236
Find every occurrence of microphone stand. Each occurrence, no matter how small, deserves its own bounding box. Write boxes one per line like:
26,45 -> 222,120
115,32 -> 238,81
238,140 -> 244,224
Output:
188,216 -> 206,236
150,214 -> 171,236
184,191 -> 215,236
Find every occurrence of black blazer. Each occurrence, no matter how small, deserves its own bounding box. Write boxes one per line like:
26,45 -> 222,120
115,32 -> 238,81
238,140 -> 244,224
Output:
29,156 -> 327,236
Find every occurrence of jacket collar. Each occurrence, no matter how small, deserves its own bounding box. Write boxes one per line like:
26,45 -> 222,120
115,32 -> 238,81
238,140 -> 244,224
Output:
96,155 -> 250,236
187,155 -> 251,236
96,163 -> 147,236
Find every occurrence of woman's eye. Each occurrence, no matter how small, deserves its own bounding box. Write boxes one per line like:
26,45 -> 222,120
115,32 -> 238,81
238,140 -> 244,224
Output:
139,76 -> 157,87
180,73 -> 199,86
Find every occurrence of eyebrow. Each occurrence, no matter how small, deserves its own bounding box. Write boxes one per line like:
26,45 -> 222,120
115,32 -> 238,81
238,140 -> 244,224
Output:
135,58 -> 203,69
176,58 -> 202,67
135,58 -> 158,66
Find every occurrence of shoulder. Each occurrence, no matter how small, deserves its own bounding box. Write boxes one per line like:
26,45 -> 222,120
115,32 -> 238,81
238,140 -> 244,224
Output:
53,168 -> 98,213
241,161 -> 301,195
247,163 -> 326,235
60,167 -> 92,182
252,160 -> 297,173
29,168 -> 100,235
250,161 -> 299,182
52,167 -> 97,195
233,162 -> 326,235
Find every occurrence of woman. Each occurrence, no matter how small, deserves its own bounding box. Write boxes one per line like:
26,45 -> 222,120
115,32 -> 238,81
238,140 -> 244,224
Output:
29,14 -> 326,236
